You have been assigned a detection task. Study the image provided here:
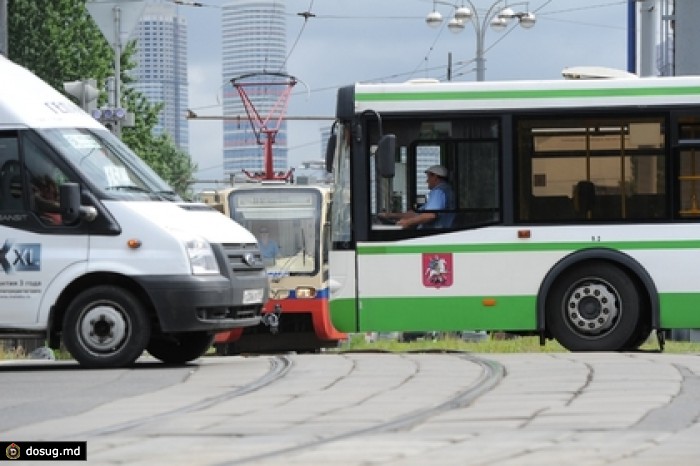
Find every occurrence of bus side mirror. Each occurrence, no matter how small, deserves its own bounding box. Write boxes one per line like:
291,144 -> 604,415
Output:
376,134 -> 396,178
325,133 -> 337,173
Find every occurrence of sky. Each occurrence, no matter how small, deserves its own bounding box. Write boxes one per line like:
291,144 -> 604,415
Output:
176,0 -> 630,189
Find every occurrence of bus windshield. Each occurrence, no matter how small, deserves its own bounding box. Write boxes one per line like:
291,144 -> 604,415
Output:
228,187 -> 321,275
40,127 -> 180,201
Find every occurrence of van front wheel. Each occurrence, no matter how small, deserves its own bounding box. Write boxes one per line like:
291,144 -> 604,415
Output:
63,286 -> 151,368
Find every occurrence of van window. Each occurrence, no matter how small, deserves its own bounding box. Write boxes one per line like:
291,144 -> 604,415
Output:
0,132 -> 73,225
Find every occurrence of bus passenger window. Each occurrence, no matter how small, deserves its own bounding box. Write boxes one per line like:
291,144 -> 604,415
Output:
518,117 -> 667,222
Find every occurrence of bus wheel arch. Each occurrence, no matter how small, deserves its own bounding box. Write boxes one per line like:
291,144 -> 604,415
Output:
537,249 -> 657,351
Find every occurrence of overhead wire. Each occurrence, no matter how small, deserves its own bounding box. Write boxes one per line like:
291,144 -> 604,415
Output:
280,0 -> 315,73
192,0 -> 627,108
193,0 -> 630,177
409,0 -> 625,82
409,11 -> 449,80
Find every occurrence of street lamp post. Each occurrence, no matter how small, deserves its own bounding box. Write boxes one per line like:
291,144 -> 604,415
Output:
426,1 -> 536,81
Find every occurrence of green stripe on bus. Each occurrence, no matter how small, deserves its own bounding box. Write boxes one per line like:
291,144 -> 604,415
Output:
330,298 -> 358,332
659,294 -> 700,328
331,293 -> 700,334
358,240 -> 700,255
330,296 -> 536,333
356,86 -> 700,103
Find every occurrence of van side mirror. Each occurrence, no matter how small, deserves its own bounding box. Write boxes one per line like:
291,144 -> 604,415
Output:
376,134 -> 396,178
60,183 -> 81,224
60,183 -> 97,224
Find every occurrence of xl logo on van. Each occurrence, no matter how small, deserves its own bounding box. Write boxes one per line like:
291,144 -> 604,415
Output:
0,240 -> 41,274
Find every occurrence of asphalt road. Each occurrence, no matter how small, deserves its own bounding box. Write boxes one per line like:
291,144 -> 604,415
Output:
2,351 -> 700,465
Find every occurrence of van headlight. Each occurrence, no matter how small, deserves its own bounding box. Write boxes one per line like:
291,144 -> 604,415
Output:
185,237 -> 220,275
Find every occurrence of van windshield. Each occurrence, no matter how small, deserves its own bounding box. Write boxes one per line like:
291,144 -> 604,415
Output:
39,127 -> 181,201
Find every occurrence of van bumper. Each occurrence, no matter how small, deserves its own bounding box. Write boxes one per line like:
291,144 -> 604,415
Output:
135,273 -> 267,333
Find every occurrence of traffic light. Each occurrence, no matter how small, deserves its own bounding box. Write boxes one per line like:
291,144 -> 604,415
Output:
63,79 -> 99,112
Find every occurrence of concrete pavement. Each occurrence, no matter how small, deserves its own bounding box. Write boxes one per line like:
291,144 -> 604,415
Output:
2,351 -> 699,465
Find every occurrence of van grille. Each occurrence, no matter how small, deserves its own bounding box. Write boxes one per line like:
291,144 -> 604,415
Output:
221,243 -> 265,274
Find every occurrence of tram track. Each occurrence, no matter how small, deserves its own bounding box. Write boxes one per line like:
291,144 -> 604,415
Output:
74,355 -> 294,439
220,352 -> 504,466
5,352 -> 697,464
58,351 -> 502,463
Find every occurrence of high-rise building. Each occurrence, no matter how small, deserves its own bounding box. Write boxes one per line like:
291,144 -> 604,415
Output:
131,0 -> 189,152
222,0 -> 288,177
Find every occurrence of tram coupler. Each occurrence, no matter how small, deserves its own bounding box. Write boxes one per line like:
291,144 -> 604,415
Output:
261,304 -> 282,334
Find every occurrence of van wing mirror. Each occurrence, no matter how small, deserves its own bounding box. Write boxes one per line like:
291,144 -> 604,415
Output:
60,183 -> 81,224
60,183 -> 97,224
376,134 -> 396,178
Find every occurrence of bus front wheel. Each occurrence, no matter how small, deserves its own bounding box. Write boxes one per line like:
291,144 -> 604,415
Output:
546,262 -> 641,351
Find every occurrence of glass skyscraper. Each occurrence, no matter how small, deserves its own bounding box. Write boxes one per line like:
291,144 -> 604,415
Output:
222,0 -> 288,176
131,1 -> 189,152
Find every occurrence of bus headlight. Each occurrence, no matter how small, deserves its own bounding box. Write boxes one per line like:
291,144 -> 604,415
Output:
185,237 -> 220,275
295,286 -> 316,299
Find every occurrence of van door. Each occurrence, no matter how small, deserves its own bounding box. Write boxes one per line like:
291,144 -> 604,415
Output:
0,131 -> 88,325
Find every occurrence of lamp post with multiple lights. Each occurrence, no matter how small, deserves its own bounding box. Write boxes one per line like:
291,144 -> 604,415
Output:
426,1 -> 536,81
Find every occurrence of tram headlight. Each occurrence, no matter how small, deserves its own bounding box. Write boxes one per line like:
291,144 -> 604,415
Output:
295,287 -> 317,299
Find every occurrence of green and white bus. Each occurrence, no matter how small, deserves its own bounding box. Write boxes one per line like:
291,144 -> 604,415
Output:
326,76 -> 700,351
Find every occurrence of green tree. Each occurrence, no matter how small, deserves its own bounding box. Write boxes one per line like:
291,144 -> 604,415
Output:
7,0 -> 112,89
7,0 -> 197,198
119,42 -> 197,199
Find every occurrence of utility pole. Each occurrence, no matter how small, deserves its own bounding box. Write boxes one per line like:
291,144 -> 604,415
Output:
447,52 -> 452,81
638,0 -> 658,77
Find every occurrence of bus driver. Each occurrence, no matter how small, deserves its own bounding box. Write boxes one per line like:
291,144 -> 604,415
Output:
380,165 -> 455,229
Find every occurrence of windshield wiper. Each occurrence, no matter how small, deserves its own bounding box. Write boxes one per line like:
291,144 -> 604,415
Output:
106,185 -> 151,193
154,190 -> 180,201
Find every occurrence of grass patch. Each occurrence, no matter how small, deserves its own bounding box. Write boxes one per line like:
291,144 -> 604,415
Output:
334,332 -> 700,354
0,343 -> 69,361
2,333 -> 700,361
0,345 -> 30,360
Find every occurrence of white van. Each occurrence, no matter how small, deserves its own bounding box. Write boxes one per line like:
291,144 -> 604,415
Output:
0,56 -> 268,368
